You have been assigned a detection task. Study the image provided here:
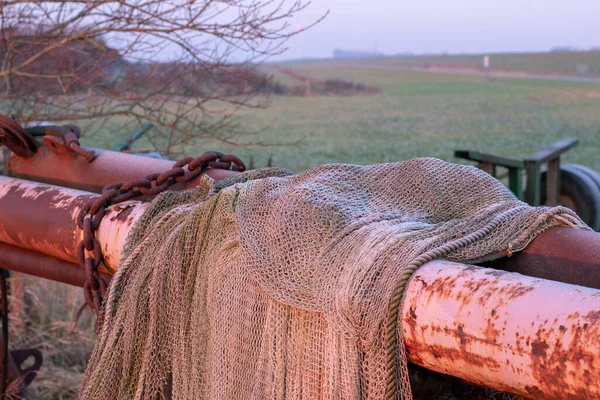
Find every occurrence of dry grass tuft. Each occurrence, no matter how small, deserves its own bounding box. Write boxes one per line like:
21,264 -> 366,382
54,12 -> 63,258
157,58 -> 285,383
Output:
7,274 -> 95,399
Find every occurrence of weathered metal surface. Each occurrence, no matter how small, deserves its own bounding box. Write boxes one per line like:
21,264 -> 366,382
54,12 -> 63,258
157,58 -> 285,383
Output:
484,227 -> 600,289
0,243 -> 110,287
454,150 -> 525,169
0,176 -> 97,263
8,144 -> 240,194
402,260 -> 600,399
1,176 -> 600,397
525,138 -> 579,165
0,175 -> 147,270
546,157 -> 560,206
0,336 -> 25,397
2,173 -> 600,284
26,124 -> 96,162
0,341 -> 43,396
2,173 -> 600,285
96,202 -> 147,273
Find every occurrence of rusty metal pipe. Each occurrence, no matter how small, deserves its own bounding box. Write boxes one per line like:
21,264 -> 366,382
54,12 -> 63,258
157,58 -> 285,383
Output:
10,146 -> 600,289
1,174 -> 600,282
8,145 -> 239,194
1,177 -> 600,397
0,243 -> 110,288
402,259 -> 600,399
0,175 -> 147,271
483,227 -> 600,289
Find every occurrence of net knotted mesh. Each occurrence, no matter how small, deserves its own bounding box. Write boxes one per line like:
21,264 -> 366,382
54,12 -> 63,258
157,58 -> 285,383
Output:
80,158 -> 587,399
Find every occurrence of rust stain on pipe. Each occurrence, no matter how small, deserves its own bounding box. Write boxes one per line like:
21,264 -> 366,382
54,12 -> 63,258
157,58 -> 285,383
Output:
97,201 -> 148,271
403,260 -> 600,399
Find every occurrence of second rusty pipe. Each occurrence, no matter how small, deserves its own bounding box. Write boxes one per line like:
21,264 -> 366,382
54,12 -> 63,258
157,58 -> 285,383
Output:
8,144 -> 239,194
0,243 -> 110,288
402,260 -> 600,399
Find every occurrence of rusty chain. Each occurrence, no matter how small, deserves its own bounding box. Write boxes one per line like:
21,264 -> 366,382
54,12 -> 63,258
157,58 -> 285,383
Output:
28,124 -> 96,162
76,151 -> 246,321
0,114 -> 95,162
0,115 -> 38,158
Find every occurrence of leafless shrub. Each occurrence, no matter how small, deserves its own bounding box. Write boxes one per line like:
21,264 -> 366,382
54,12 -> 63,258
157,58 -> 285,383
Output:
0,1 -> 324,155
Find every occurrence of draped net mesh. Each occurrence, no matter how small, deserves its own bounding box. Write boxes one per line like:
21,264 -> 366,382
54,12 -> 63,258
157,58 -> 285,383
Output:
80,158 -> 586,399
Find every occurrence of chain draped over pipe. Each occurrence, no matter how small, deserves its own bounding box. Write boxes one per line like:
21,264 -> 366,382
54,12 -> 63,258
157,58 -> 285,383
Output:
76,151 -> 246,325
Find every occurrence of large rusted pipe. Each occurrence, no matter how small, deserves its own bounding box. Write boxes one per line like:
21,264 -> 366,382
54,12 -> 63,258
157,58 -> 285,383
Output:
402,260 -> 600,399
1,174 -> 600,284
7,145 -> 239,193
1,177 -> 600,397
9,146 -> 600,289
0,175 -> 147,271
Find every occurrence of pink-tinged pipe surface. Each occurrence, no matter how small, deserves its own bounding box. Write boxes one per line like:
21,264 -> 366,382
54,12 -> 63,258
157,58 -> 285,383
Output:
1,176 -> 600,397
0,175 -> 147,271
403,260 -> 600,399
96,202 -> 147,272
8,145 -> 239,194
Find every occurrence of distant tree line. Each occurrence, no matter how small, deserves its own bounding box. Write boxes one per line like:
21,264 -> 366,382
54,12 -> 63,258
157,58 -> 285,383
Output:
0,29 -> 273,98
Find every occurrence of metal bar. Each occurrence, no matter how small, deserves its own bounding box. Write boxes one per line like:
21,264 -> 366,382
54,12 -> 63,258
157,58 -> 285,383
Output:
0,243 -> 110,288
8,145 -> 239,194
546,157 -> 560,206
402,259 -> 600,399
1,178 -> 600,397
525,138 -> 579,164
454,150 -> 524,169
0,268 -> 8,398
524,160 -> 541,206
477,161 -> 496,177
507,167 -> 523,200
0,337 -> 23,397
2,175 -> 600,285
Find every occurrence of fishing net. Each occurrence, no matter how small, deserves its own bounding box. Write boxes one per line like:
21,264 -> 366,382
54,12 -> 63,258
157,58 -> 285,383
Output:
80,158 -> 586,399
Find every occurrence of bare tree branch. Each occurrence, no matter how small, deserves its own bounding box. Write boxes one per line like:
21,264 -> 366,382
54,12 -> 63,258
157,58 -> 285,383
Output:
0,0 -> 325,155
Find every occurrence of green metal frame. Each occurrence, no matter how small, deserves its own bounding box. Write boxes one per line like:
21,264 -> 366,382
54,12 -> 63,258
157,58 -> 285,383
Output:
454,138 -> 579,205
112,122 -> 154,152
454,150 -> 525,200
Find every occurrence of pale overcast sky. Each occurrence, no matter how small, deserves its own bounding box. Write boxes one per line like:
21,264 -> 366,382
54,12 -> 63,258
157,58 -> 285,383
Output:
278,0 -> 600,59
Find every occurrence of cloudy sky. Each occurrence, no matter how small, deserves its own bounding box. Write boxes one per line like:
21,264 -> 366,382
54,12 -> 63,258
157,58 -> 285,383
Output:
278,0 -> 600,59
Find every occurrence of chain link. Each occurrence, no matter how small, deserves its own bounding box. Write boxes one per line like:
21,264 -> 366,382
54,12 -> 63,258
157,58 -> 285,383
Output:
35,124 -> 96,162
77,151 -> 246,322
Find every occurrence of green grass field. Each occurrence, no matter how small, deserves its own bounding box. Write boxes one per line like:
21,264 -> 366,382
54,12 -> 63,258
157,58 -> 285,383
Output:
87,65 -> 600,174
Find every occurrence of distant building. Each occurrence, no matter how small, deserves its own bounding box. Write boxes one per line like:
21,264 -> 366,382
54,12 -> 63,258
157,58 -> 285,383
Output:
333,49 -> 382,59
